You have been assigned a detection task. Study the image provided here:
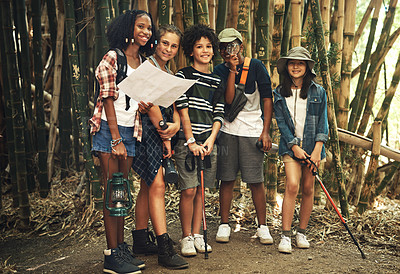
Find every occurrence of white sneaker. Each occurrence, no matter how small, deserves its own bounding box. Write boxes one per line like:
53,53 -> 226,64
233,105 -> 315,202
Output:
216,224 -> 231,243
278,235 -> 292,253
296,232 -> 310,248
180,235 -> 196,257
193,234 -> 212,253
256,225 -> 273,244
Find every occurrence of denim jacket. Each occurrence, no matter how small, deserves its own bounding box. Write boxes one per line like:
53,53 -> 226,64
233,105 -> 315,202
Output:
273,81 -> 329,159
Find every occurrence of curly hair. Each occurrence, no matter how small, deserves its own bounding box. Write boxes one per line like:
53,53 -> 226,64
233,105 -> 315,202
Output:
155,24 -> 183,46
279,64 -> 315,99
106,10 -> 156,56
181,24 -> 219,62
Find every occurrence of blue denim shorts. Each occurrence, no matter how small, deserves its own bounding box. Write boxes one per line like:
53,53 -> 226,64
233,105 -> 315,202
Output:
92,120 -> 136,157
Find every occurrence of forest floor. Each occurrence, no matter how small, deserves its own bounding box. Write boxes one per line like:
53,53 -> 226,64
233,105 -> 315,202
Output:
1,172 -> 399,273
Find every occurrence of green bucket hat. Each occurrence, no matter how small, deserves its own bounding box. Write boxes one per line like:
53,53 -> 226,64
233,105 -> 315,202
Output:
277,47 -> 316,77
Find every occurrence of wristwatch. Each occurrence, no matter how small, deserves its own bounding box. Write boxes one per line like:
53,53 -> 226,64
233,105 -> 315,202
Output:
184,137 -> 196,146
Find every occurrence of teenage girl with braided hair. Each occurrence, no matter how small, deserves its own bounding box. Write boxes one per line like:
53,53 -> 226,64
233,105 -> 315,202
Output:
131,24 -> 188,269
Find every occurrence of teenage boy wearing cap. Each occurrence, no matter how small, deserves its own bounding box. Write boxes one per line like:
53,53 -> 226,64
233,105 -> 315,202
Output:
213,28 -> 274,245
274,47 -> 328,254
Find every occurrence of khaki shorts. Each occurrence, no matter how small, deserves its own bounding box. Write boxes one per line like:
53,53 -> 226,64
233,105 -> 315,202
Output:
282,154 -> 326,163
174,140 -> 217,190
216,132 -> 264,184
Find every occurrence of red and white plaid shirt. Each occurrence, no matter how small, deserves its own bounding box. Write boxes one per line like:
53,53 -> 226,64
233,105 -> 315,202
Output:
89,50 -> 142,141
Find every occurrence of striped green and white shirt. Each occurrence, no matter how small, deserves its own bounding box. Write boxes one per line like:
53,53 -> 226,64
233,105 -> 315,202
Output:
175,66 -> 225,141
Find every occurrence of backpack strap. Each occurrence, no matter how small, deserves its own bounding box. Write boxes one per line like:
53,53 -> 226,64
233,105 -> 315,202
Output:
239,57 -> 251,85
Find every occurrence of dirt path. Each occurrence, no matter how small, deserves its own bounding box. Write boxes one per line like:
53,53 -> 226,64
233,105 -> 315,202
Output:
2,216 -> 399,273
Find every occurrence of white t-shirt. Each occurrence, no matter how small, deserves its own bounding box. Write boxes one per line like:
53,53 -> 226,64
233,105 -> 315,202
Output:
221,82 -> 264,137
285,88 -> 307,140
101,65 -> 138,127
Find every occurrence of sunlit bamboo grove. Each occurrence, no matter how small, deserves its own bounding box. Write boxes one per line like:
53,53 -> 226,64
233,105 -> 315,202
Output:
1,0 -> 400,227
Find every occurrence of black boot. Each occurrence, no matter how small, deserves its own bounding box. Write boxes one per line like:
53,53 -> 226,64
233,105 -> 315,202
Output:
132,228 -> 158,255
157,233 -> 189,269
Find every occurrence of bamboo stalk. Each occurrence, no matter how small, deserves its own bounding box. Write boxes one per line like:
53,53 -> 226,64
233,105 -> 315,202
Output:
230,0 -> 240,28
237,0 -> 251,57
47,8 -> 64,182
182,0 -> 194,28
358,121 -> 381,213
119,0 -> 130,14
110,0 -> 119,18
137,0 -> 149,11
158,0 -> 170,26
375,161 -> 400,197
32,0 -> 49,197
330,0 -> 344,119
358,0 -> 398,136
172,0 -> 186,70
95,0 -> 111,62
0,15 -> 18,207
194,0 -> 210,25
216,0 -> 228,34
255,0 -> 269,65
351,27 -> 400,79
266,118 -> 279,206
208,0 -> 216,30
353,0 -> 375,49
214,0 -> 228,66
348,0 -> 383,133
15,0 -> 36,193
46,0 -> 58,52
310,0 -> 349,217
320,0 -> 330,51
337,127 -> 400,161
270,0 -> 285,89
366,50 -> 400,139
1,0 -> 30,227
60,43 -> 72,180
281,0 -> 292,56
291,0 -> 302,47
337,0 -> 356,129
64,0 -> 101,208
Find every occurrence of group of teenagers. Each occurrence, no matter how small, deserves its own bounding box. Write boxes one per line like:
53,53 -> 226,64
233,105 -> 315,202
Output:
89,9 -> 329,274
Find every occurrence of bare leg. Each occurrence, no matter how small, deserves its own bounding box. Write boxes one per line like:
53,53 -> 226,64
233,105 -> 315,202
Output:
191,185 -> 203,235
179,187 -> 197,237
219,180 -> 235,223
135,179 -> 150,230
249,183 -> 267,225
298,167 -> 315,230
148,167 -> 167,236
281,161 -> 302,231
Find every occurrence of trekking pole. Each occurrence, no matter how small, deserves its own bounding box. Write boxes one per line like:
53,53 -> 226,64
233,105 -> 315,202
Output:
197,156 -> 209,259
308,158 -> 366,259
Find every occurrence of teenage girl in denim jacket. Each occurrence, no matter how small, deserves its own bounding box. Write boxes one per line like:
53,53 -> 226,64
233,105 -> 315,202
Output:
273,47 -> 328,254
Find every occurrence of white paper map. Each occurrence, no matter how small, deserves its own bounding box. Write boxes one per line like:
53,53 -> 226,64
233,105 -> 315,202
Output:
117,60 -> 197,108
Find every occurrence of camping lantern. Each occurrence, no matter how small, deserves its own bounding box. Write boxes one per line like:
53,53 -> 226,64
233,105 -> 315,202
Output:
105,172 -> 133,217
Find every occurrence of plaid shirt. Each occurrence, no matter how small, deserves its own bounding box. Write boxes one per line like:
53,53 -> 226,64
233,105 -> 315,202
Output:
89,50 -> 142,141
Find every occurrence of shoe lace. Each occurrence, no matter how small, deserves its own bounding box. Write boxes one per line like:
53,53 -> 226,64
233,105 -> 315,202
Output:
194,235 -> 205,246
115,249 -> 130,264
297,233 -> 307,242
147,230 -> 157,247
281,235 -> 291,245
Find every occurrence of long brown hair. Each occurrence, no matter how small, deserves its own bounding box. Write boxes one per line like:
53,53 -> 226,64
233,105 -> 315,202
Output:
279,60 -> 315,99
